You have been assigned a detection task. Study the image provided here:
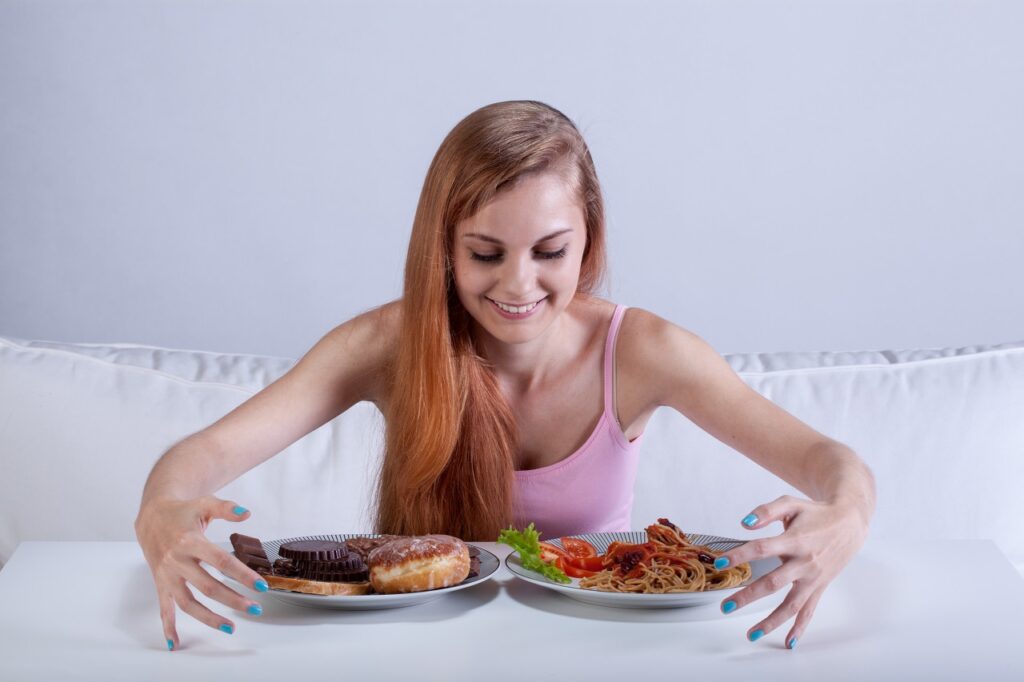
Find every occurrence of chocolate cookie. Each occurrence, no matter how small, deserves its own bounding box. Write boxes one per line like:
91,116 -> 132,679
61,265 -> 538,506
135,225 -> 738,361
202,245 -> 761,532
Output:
278,540 -> 349,562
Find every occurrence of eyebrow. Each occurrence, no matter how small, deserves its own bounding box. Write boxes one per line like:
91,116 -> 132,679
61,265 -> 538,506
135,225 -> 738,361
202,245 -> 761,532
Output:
461,228 -> 572,245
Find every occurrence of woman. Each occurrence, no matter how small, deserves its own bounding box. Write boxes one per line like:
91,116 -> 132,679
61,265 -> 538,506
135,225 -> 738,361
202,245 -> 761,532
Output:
135,100 -> 875,651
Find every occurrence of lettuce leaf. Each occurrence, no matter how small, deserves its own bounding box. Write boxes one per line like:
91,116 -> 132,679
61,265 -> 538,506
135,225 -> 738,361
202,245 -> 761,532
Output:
497,523 -> 571,584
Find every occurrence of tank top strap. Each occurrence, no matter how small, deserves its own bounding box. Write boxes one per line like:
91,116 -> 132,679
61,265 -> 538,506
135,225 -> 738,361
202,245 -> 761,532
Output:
602,304 -> 629,417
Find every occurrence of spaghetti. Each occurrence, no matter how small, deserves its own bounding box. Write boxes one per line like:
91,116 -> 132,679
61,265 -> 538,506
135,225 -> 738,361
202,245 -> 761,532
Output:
578,518 -> 752,593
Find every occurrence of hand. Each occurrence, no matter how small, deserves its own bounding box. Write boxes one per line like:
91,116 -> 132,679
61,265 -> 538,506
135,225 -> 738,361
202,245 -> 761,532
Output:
134,495 -> 268,651
715,494 -> 870,648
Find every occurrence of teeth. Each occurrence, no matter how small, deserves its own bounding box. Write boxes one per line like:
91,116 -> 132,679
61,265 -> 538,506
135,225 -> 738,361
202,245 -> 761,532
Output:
493,299 -> 539,314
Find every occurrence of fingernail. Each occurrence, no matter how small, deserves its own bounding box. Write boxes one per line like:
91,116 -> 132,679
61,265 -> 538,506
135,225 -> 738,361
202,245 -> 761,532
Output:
714,556 -> 730,570
788,637 -> 798,649
742,513 -> 759,527
166,639 -> 174,651
722,600 -> 737,614
232,505 -> 248,515
749,629 -> 765,642
255,578 -> 269,592
247,603 -> 263,616
219,623 -> 234,635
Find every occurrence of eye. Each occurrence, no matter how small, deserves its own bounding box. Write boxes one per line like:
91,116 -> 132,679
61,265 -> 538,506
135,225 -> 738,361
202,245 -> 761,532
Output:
469,246 -> 568,263
538,246 -> 568,260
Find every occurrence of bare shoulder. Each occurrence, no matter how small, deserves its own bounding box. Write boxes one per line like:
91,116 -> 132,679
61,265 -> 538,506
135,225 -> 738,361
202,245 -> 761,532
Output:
616,306 -> 724,411
324,299 -> 400,347
316,299 -> 401,406
616,305 -> 838,488
196,299 -> 402,472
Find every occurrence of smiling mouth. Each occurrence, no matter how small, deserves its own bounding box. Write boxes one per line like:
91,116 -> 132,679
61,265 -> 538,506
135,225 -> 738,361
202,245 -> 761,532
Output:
487,297 -> 546,314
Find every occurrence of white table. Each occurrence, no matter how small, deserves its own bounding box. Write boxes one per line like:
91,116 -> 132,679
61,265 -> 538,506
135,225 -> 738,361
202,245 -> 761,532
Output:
1,538 -> 1022,681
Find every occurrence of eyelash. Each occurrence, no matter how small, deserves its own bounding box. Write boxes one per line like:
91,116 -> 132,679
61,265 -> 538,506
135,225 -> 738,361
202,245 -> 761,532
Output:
470,247 -> 568,263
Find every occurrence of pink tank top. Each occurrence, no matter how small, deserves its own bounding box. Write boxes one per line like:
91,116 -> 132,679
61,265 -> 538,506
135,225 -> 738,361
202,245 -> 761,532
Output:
512,304 -> 645,539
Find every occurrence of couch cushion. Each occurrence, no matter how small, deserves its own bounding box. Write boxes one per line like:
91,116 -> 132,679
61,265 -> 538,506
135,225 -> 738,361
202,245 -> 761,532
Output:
2,335 -> 1022,578
0,334 -> 294,391
634,341 -> 1024,575
0,336 -> 381,569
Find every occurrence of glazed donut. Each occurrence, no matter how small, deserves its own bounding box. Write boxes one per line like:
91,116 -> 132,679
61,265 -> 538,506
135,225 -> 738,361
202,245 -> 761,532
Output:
368,535 -> 471,594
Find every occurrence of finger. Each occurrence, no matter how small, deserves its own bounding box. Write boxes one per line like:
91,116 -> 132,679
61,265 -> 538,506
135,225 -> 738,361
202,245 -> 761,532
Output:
720,558 -> 809,613
171,581 -> 236,635
745,580 -> 816,642
740,495 -> 804,531
193,537 -> 269,594
159,589 -> 178,651
203,496 -> 251,524
784,584 -> 826,649
714,534 -> 786,572
175,557 -> 262,616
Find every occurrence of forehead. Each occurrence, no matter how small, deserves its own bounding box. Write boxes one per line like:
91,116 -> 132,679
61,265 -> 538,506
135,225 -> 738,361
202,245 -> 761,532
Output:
457,172 -> 584,239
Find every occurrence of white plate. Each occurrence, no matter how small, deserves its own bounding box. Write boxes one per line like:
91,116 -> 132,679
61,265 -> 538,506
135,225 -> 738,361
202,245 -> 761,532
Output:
217,534 -> 499,610
505,531 -> 780,609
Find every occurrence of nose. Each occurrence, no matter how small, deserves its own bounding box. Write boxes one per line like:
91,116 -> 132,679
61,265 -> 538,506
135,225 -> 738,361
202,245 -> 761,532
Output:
499,251 -> 537,298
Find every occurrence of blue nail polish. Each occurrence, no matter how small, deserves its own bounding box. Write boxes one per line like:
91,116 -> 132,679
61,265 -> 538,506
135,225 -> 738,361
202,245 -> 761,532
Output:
749,629 -> 765,642
714,556 -> 730,570
722,600 -> 737,614
166,639 -> 174,651
788,637 -> 798,649
742,513 -> 759,527
219,623 -> 234,634
247,603 -> 263,616
232,505 -> 248,515
255,578 -> 269,592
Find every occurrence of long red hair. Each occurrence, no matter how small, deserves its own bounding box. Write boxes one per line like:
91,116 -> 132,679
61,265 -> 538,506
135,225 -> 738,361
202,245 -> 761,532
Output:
373,100 -> 609,540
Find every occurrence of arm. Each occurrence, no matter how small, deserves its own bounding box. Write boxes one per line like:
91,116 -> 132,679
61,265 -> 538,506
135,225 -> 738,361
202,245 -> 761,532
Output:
135,300 -> 399,649
798,440 -> 876,526
140,300 -> 398,505
624,309 -> 875,647
638,315 -> 875,520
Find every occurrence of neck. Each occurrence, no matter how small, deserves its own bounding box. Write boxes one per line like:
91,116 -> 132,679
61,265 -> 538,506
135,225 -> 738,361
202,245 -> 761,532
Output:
471,304 -> 577,394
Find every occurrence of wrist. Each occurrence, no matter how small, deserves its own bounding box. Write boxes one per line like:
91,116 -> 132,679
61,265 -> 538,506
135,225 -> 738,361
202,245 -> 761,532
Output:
135,492 -> 186,525
816,446 -> 877,528
827,491 -> 875,528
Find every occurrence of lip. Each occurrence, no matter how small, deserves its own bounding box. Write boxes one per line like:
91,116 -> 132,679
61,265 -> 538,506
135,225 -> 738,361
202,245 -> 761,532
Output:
487,296 -> 546,320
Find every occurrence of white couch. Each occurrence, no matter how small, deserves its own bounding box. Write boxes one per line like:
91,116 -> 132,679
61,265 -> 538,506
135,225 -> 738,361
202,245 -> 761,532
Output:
2,333 -> 1023,576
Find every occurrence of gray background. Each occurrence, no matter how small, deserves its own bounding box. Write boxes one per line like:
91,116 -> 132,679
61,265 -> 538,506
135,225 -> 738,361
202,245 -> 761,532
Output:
2,0 -> 1021,359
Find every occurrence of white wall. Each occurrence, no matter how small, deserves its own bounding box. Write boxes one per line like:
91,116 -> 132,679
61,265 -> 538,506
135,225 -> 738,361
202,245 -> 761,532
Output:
2,0 -> 1021,358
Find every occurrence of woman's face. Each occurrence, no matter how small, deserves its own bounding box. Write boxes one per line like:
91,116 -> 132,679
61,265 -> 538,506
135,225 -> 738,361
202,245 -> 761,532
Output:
452,171 -> 587,345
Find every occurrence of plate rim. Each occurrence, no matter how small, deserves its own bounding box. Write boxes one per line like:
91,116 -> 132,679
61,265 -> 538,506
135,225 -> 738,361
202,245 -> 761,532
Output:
217,533 -> 500,602
503,530 -> 762,600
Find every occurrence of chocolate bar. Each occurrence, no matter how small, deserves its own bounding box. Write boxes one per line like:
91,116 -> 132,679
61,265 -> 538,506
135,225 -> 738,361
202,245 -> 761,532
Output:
229,533 -> 268,558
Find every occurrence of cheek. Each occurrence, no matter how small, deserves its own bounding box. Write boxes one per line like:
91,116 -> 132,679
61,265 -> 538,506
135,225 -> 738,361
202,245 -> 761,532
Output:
552,255 -> 584,288
452,258 -> 485,294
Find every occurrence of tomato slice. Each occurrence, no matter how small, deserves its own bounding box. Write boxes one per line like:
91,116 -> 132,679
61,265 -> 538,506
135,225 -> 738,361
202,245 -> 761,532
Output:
538,541 -> 570,564
556,556 -> 599,578
563,555 -> 606,571
560,536 -> 598,559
